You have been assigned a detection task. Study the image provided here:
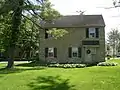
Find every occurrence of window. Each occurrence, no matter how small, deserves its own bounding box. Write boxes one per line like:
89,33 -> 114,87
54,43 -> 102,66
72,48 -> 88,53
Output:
86,28 -> 99,38
68,47 -> 81,58
45,47 -> 57,58
72,47 -> 78,57
48,48 -> 54,57
45,29 -> 53,39
89,28 -> 96,38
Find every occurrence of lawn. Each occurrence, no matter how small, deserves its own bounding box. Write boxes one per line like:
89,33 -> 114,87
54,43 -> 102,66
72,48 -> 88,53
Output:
0,59 -> 120,90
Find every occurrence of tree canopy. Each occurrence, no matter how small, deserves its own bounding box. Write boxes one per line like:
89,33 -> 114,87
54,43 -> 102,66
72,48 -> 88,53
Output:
0,0 -> 64,68
107,28 -> 120,57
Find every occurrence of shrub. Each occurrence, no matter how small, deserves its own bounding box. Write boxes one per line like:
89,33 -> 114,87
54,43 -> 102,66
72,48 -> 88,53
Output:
48,64 -> 86,68
97,62 -> 118,66
63,64 -> 71,68
76,64 -> 86,68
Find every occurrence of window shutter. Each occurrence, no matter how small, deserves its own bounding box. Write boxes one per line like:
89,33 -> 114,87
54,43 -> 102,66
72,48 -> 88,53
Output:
96,28 -> 99,38
86,28 -> 89,38
78,47 -> 81,58
68,47 -> 72,58
54,48 -> 57,58
45,48 -> 48,58
45,29 -> 48,39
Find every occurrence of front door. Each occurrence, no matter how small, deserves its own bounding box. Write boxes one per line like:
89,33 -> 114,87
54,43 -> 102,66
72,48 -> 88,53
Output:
84,47 -> 96,63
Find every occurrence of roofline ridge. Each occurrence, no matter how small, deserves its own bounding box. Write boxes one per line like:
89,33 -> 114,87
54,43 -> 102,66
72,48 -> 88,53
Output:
62,14 -> 103,17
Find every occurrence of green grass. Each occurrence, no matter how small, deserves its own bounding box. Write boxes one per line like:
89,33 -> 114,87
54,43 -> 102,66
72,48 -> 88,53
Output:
0,59 -> 120,90
107,59 -> 120,64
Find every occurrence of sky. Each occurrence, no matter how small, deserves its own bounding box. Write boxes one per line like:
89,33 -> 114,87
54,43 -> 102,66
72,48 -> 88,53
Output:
50,0 -> 120,38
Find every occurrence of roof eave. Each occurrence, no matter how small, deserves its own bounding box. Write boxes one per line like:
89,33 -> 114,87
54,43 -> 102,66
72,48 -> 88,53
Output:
43,25 -> 105,28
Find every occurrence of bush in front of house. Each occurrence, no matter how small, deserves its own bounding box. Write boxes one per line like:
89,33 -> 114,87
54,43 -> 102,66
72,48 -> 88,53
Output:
97,62 -> 118,66
48,64 -> 86,68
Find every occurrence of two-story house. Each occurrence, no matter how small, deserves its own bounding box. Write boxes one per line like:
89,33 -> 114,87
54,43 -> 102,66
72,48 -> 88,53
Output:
39,15 -> 105,64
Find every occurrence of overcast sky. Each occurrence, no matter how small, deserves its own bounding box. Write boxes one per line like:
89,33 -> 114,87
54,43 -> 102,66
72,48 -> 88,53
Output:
50,0 -> 120,38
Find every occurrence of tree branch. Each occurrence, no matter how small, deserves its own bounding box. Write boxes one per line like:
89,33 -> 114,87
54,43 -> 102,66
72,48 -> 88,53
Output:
22,14 -> 43,29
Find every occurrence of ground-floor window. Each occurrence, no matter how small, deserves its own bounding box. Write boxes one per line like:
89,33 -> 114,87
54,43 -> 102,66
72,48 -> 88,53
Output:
48,48 -> 54,57
72,47 -> 78,57
45,47 -> 57,58
68,47 -> 81,58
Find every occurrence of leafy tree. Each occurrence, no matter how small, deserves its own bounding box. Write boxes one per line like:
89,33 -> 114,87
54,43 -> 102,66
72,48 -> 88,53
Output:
0,12 -> 12,55
107,28 -> 120,57
0,0 -> 61,68
0,0 -> 68,68
47,28 -> 68,39
105,42 -> 111,55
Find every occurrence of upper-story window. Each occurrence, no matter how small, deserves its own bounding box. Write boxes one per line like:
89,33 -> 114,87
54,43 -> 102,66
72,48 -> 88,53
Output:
86,28 -> 99,38
45,29 -> 53,39
89,28 -> 96,38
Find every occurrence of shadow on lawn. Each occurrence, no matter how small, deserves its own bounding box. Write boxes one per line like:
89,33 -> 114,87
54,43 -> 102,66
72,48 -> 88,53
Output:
0,75 -> 3,78
16,62 -> 38,67
0,67 -> 45,74
28,75 -> 75,90
15,62 -> 47,67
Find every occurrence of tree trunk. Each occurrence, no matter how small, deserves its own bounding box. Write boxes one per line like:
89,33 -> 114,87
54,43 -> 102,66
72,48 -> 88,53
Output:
113,43 -> 116,58
6,47 -> 15,68
6,56 -> 14,68
6,0 -> 23,68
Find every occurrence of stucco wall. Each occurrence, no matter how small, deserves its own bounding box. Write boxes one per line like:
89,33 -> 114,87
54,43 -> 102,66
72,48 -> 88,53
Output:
39,27 -> 105,64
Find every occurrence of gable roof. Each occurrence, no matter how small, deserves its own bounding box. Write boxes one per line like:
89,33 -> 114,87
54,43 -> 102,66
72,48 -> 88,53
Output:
42,15 -> 105,28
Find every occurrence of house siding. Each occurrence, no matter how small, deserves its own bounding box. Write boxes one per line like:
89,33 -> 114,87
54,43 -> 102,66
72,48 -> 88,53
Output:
39,27 -> 105,64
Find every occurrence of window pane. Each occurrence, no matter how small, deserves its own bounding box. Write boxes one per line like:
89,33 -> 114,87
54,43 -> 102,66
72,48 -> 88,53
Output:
90,33 -> 95,37
73,52 -> 78,57
48,52 -> 54,57
48,48 -> 54,53
89,28 -> 96,38
48,48 -> 54,57
72,47 -> 78,57
72,47 -> 78,52
89,28 -> 95,33
48,34 -> 53,38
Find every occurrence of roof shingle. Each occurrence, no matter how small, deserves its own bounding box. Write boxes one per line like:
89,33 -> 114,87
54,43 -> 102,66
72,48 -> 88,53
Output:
43,15 -> 105,28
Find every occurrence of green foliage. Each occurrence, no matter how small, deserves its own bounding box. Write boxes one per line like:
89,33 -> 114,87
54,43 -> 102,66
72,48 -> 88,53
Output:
47,28 -> 68,39
107,59 -> 120,64
107,28 -> 120,57
0,13 -> 12,52
0,0 -> 61,59
40,0 -> 61,21
0,0 -> 64,68
97,62 -> 118,66
48,64 -> 86,68
17,17 -> 39,58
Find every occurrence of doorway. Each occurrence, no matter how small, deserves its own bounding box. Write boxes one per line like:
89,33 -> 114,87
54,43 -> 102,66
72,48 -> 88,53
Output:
84,47 -> 96,63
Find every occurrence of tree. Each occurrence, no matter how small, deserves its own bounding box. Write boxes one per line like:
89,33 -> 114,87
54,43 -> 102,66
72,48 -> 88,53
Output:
47,28 -> 68,39
0,0 -> 69,68
105,42 -> 111,55
107,28 -> 120,57
0,13 -> 12,53
0,0 -> 61,68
